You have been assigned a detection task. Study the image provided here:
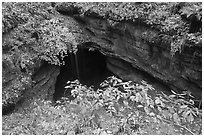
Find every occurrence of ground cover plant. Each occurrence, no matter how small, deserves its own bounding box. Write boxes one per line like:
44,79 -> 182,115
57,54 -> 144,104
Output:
2,76 -> 202,135
2,2 -> 202,135
2,2 -> 202,115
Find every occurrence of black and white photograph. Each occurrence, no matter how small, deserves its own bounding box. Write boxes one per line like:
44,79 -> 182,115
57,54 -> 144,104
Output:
1,1 -> 202,135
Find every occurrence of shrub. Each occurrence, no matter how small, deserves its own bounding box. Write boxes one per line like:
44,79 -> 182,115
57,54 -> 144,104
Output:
2,76 -> 201,135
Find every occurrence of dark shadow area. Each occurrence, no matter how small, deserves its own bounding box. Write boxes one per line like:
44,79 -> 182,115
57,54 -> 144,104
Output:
2,104 -> 16,115
77,48 -> 114,87
53,47 -> 202,109
53,48 -> 114,101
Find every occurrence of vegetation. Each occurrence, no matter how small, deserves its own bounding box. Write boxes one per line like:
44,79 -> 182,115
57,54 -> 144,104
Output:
2,2 -> 202,135
2,2 -> 50,108
56,2 -> 202,55
2,2 -> 202,75
2,2 -> 90,106
2,77 -> 202,135
2,2 -> 202,74
2,2 -> 86,67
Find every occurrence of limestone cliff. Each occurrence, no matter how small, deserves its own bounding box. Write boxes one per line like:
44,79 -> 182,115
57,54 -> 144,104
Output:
55,2 -> 202,99
2,2 -> 202,112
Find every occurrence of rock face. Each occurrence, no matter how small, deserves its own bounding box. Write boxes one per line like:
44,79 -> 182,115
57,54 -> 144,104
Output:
55,4 -> 202,100
2,60 -> 60,114
16,63 -> 60,112
2,54 -> 42,113
85,17 -> 201,99
2,2 -> 201,112
28,62 -> 60,101
2,2 -> 62,112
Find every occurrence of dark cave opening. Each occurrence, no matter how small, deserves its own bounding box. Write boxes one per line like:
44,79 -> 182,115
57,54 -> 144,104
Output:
53,47 -> 202,109
53,48 -> 114,101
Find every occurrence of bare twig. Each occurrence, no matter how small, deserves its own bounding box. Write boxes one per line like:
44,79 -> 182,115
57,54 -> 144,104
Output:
158,117 -> 196,135
136,110 -> 196,135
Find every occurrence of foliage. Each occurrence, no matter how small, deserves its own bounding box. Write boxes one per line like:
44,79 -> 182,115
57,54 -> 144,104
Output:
2,76 -> 201,135
65,76 -> 200,125
155,90 -> 200,124
2,2 -> 55,108
2,2 -> 202,73
2,2 -> 202,134
36,16 -> 91,65
2,53 -> 33,108
56,2 -> 202,55
2,2 -> 55,76
179,2 -> 202,21
2,2 -> 54,34
3,99 -> 75,135
2,2 -> 92,110
2,74 -> 32,108
2,2 -> 91,67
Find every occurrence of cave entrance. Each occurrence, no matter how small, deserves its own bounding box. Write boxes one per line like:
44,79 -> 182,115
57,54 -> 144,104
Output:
54,47 -> 114,101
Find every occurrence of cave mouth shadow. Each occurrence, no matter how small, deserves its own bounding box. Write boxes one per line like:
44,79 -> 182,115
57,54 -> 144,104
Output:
53,47 -> 114,101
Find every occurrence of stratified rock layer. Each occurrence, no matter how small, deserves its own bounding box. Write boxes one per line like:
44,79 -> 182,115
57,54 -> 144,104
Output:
15,63 -> 60,112
56,3 -> 202,99
2,2 -> 202,111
